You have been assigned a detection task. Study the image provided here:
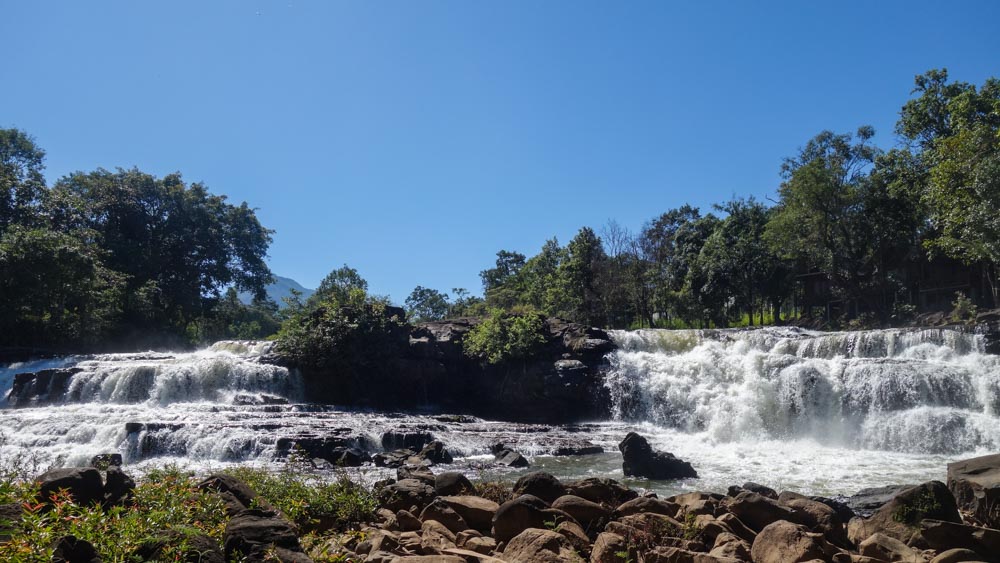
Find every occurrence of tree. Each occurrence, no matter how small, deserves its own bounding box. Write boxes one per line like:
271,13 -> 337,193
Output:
0,128 -> 46,230
897,69 -> 1000,303
311,264 -> 368,306
405,286 -> 450,322
559,227 -> 607,325
463,309 -> 546,366
52,168 -> 274,332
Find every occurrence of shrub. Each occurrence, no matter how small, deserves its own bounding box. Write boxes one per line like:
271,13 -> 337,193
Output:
463,308 -> 546,365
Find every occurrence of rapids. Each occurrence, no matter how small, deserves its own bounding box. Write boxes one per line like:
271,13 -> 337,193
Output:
1,327 -> 997,497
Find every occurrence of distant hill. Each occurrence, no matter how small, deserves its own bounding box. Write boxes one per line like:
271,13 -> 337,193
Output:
239,275 -> 315,308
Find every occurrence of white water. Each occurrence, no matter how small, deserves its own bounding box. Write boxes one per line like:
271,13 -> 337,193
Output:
1,327 -> 997,497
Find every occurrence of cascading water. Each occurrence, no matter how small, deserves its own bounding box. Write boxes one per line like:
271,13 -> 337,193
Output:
604,327 -> 1000,475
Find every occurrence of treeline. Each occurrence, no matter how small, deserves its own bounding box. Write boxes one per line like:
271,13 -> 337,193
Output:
0,131 -> 277,350
404,69 -> 1000,329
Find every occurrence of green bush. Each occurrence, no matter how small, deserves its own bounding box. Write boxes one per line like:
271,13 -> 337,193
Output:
462,308 -> 546,365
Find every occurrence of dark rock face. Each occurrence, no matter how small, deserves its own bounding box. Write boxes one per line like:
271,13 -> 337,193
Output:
434,472 -> 475,496
89,453 -> 123,468
288,316 -> 616,423
51,535 -> 102,563
490,443 -> 530,468
512,472 -> 567,504
0,503 -> 22,542
223,509 -> 306,561
198,473 -> 272,516
947,452 -> 1000,528
36,468 -> 105,506
847,481 -> 962,545
618,432 -> 697,480
846,483 -> 916,516
103,467 -> 135,507
8,368 -> 82,407
135,529 -> 225,563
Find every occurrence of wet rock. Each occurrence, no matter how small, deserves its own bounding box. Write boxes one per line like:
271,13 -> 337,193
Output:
233,393 -> 288,406
382,429 -> 435,451
135,529 -> 225,563
513,472 -> 567,503
434,472 -> 475,496
36,468 -> 105,506
502,528 -> 585,563
552,443 -> 604,456
847,481 -> 961,545
377,479 -> 437,513
947,452 -> 1000,529
399,465 -> 436,485
750,520 -> 839,563
417,441 -> 453,465
198,473 -> 270,516
495,448 -> 530,468
374,449 -> 415,468
565,477 -> 637,506
846,484 -> 917,517
52,535 -> 101,563
8,367 -> 82,407
618,432 -> 697,480
739,482 -> 777,499
89,453 -> 122,468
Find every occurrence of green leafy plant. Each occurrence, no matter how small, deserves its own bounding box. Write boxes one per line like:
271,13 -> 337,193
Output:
462,308 -> 546,365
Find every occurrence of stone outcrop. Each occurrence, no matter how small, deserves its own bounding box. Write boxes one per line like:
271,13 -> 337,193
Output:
947,452 -> 1000,529
618,432 -> 698,480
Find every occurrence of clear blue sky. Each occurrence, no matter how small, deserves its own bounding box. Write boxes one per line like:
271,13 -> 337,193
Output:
4,1 -> 999,304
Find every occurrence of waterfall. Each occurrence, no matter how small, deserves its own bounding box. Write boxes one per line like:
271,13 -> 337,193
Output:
604,327 -> 1000,454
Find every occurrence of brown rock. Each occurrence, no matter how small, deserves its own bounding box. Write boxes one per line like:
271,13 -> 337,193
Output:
847,482 -> 961,546
565,478 -> 638,506
710,532 -> 751,560
778,491 -> 848,547
613,496 -> 680,518
440,495 -> 500,534
724,491 -> 806,533
919,519 -> 1000,561
513,472 -> 568,504
501,528 -> 585,562
858,532 -> 923,562
930,548 -> 989,563
947,453 -> 1000,529
590,532 -> 632,563
419,499 -> 470,535
552,495 -> 611,530
750,520 -> 840,563
492,494 -> 578,544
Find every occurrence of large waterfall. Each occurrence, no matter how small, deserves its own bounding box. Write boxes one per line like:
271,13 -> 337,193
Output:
604,327 -> 1000,454
2,327 -> 998,496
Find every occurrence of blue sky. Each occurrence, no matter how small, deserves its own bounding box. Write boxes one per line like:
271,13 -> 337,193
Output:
4,1 -> 999,304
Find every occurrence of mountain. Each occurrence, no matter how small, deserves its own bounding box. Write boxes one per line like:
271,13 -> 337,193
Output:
239,275 -> 315,308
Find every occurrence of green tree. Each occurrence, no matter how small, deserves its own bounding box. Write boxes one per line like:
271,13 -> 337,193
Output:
463,309 -> 546,365
311,264 -> 368,306
0,129 -> 46,230
405,286 -> 450,322
560,227 -> 607,325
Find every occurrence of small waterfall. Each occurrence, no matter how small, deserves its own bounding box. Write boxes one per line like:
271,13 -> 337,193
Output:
605,327 -> 1000,454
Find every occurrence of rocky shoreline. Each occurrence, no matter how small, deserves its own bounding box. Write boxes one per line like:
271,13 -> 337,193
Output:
8,435 -> 1000,563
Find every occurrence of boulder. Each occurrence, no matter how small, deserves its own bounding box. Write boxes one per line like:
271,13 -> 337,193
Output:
492,494 -> 577,543
709,532 -> 751,560
750,520 -> 839,563
103,466 -> 135,507
36,468 -> 105,506
399,465 -> 436,485
496,449 -> 530,468
513,472 -> 568,503
89,453 -> 123,468
440,495 -> 500,534
947,453 -> 1000,528
377,479 -> 437,513
857,532 -> 923,562
502,528 -> 585,562
435,472 -> 475,496
643,547 -> 741,562
847,481 -> 961,545
670,491 -> 721,518
381,429 -> 435,451
223,509 -> 303,560
419,499 -> 470,535
551,495 -> 611,530
777,491 -> 847,547
417,441 -> 454,465
727,482 -> 777,499
397,510 -> 423,532
565,477 -> 637,506
919,519 -> 1000,561
618,432 -> 697,480
590,532 -> 632,563
374,449 -> 416,468
846,485 -> 916,517
0,503 -> 22,542
930,548 -> 990,563
555,520 -> 590,553
723,491 -> 805,533
613,496 -> 680,518
51,535 -> 101,563
198,473 -> 271,516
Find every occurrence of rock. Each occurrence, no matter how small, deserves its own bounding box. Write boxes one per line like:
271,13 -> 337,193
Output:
513,472 -> 567,503
716,513 -> 757,544
810,495 -> 856,524
421,519 -> 458,551
435,472 -> 475,496
51,535 -> 101,563
492,494 -> 576,543
502,528 -> 585,562
858,532 -> 923,562
417,441 -> 454,465
741,482 -> 778,499
377,479 -> 437,513
551,495 -> 610,530
618,432 -> 697,480
223,508 -> 304,560
440,495 -> 500,534
750,520 -> 839,563
0,503 -> 22,542
643,546 -> 741,562
374,449 -> 416,468
134,529 -> 225,563
613,496 -> 680,518
777,491 -> 848,547
565,477 -> 637,506
326,447 -> 369,467
89,453 -> 122,468
671,491 -> 721,518
724,491 -> 805,533
198,473 -> 269,516
496,449 -> 530,468
847,481 -> 961,545
397,509 -> 423,532
381,429 -> 434,451
590,532 -> 632,563
555,520 -> 590,553
930,548 -> 989,563
36,468 -> 105,506
419,499 -> 470,535
103,466 -> 135,507
919,519 -> 1000,561
399,464 -> 436,485
847,485 -> 917,517
947,452 -> 1000,528
552,444 -> 604,456
709,532 -> 751,560
394,556 -> 465,563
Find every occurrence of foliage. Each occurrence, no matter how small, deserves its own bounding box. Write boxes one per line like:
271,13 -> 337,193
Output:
405,285 -> 450,322
462,308 -> 546,365
951,291 -> 978,324
224,464 -> 376,530
0,466 -> 228,563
